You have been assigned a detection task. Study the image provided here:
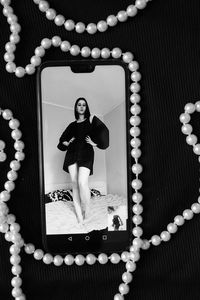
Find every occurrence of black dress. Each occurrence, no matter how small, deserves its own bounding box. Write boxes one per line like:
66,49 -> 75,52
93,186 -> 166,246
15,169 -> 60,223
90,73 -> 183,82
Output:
57,116 -> 109,175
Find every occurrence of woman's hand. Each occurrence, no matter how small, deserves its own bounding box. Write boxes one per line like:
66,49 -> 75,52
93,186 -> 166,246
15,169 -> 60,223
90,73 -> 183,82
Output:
85,135 -> 97,147
63,137 -> 75,146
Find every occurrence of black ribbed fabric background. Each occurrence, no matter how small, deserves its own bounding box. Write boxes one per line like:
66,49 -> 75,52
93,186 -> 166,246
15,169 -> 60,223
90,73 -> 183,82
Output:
0,0 -> 200,299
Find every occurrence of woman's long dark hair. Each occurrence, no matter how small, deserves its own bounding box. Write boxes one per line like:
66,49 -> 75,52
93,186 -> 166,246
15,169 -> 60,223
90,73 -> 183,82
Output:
74,97 -> 91,120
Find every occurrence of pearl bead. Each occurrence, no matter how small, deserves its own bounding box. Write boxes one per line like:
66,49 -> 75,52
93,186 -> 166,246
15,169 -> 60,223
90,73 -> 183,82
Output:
184,103 -> 195,114
64,19 -> 75,31
97,20 -> 108,32
98,253 -> 108,264
130,82 -> 141,93
25,64 -> 35,75
12,129 -> 22,140
114,294 -> 124,300
183,209 -> 194,220
135,0 -> 147,9
9,118 -> 20,129
81,46 -> 91,57
86,23 -> 97,34
101,48 -> 110,59
70,45 -> 80,56
46,8 -> 56,20
179,113 -> 191,124
110,253 -> 121,264
6,62 -> 16,73
64,254 -> 74,265
11,232 -> 22,243
193,144 -> 200,155
4,52 -> 15,62
5,42 -> 16,53
117,11 -> 128,22
132,215 -> 143,225
119,283 -> 129,295
195,101 -> 200,112
15,67 -> 25,78
181,124 -> 192,135
60,41 -> 71,52
127,5 -> 138,17
75,22 -> 85,33
174,215 -> 185,226
91,48 -> 101,58
75,254 -> 85,266
86,254 -> 96,265
2,109 -> 13,120
11,265 -> 22,275
11,287 -> 23,298
14,140 -> 24,151
132,163 -> 143,174
141,239 -> 150,250
107,15 -> 118,27
123,52 -> 134,63
11,276 -> 22,287
131,137 -> 141,148
7,214 -> 16,224
54,14 -> 65,26
0,223 -> 9,233
35,46 -> 45,57
10,23 -> 21,34
10,33 -> 20,44
131,179 -> 142,190
130,93 -> 141,103
0,190 -> 10,202
2,5 -> 12,16
52,36 -> 61,47
129,61 -> 139,71
132,237 -> 143,249
10,223 -> 20,232
15,295 -> 26,300
10,254 -> 21,265
15,151 -> 25,161
53,255 -> 63,266
7,13 -> 18,24
122,272 -> 133,283
130,126 -> 141,137
39,1 -> 49,12
131,148 -> 141,159
167,223 -> 178,233
132,226 -> 143,237
112,47 -> 122,59
24,243 -> 35,254
126,260 -> 136,272
121,251 -> 130,262
1,0 -> 11,5
131,71 -> 142,82
130,104 -> 141,115
191,203 -> 200,214
33,249 -> 44,260
160,231 -> 171,242
0,202 -> 8,214
151,235 -> 161,246
10,244 -> 20,255
41,38 -> 51,49
186,134 -> 197,146
132,192 -> 143,203
0,151 -> 6,162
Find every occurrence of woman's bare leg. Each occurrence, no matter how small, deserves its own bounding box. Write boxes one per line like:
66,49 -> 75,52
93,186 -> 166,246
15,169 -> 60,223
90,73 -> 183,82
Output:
78,167 -> 91,219
68,163 -> 83,223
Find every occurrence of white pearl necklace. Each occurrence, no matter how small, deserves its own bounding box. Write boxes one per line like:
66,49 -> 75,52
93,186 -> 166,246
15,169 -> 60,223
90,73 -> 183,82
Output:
1,103 -> 200,300
0,0 -> 152,78
32,0 -> 152,35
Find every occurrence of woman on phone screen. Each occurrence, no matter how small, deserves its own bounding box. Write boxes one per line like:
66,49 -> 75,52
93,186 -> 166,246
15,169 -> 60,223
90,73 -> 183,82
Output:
57,97 -> 109,223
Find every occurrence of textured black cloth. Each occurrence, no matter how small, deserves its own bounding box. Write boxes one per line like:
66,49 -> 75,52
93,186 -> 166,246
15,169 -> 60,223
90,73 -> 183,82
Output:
0,1 -> 200,300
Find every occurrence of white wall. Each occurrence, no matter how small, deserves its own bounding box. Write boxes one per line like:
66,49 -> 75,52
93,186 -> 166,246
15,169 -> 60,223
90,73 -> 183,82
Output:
42,103 -> 107,193
104,103 -> 127,197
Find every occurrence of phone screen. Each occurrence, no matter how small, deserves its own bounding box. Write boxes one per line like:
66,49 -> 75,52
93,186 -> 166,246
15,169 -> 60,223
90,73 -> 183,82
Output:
37,60 -> 132,254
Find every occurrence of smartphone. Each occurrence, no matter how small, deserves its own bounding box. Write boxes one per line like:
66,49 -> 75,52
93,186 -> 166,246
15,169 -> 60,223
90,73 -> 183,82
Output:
37,60 -> 132,255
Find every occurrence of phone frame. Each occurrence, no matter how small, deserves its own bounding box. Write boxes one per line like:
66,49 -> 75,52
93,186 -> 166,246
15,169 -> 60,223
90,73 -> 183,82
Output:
37,59 -> 133,255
